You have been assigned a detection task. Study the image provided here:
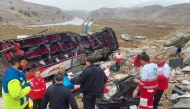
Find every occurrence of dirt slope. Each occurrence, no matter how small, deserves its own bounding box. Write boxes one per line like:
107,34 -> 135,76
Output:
0,0 -> 73,26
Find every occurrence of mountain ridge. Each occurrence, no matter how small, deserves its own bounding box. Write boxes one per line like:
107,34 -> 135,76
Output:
64,3 -> 190,24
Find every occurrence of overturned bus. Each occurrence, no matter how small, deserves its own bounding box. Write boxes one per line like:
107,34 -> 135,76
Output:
0,26 -> 119,80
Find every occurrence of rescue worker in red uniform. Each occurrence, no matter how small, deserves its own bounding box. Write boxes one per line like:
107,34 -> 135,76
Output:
29,70 -> 46,109
114,50 -> 123,72
153,54 -> 170,109
103,65 -> 111,93
133,54 -> 158,109
134,52 -> 146,73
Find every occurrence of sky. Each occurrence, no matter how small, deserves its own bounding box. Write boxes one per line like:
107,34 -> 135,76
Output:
24,0 -> 190,11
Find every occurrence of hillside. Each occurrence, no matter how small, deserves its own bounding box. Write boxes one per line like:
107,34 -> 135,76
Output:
63,10 -> 89,20
0,0 -> 73,26
65,3 -> 190,24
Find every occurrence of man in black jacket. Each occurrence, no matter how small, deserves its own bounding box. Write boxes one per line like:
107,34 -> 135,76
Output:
78,57 -> 107,109
41,73 -> 78,109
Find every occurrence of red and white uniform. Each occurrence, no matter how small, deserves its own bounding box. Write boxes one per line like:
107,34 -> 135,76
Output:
157,62 -> 170,90
134,55 -> 141,67
102,67 -> 110,94
29,77 -> 46,99
104,67 -> 110,77
138,62 -> 158,109
114,53 -> 123,63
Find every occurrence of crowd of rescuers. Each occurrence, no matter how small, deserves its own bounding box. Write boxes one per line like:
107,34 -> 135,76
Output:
2,52 -> 170,109
1,54 -> 107,109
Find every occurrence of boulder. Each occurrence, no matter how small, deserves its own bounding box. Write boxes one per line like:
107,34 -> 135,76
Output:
126,52 -> 136,58
141,46 -> 157,55
184,41 -> 190,49
182,66 -> 190,72
182,47 -> 190,56
164,41 -> 172,45
184,56 -> 190,65
171,31 -> 185,42
173,31 -> 185,38
164,46 -> 177,56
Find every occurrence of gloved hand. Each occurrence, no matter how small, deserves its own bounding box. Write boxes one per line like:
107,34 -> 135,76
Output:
27,82 -> 33,88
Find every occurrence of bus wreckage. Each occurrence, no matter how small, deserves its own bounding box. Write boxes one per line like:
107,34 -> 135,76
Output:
0,22 -> 141,108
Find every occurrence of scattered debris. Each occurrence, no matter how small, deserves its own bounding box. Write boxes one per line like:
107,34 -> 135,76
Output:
172,86 -> 186,95
187,84 -> 190,89
170,98 -> 190,109
96,75 -> 140,109
113,74 -> 129,80
169,58 -> 183,68
182,80 -> 190,85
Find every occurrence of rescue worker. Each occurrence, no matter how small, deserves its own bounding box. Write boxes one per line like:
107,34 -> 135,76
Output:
78,57 -> 107,109
103,65 -> 111,77
134,52 -> 146,73
2,54 -> 32,109
153,54 -> 170,109
114,50 -> 123,72
133,54 -> 158,109
41,73 -> 78,109
103,65 -> 111,94
29,70 -> 46,109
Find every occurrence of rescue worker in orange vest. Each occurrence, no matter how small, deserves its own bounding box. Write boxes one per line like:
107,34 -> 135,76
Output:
153,54 -> 170,109
114,50 -> 123,72
29,70 -> 46,109
133,54 -> 158,109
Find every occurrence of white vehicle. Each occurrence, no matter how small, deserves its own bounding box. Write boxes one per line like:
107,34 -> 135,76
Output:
121,34 -> 133,41
134,36 -> 146,39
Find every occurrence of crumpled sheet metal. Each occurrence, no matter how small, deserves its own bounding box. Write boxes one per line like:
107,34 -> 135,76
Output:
169,98 -> 190,109
170,94 -> 190,100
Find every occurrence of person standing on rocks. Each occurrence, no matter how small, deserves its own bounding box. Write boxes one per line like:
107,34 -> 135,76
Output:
114,50 -> 123,72
133,54 -> 158,109
176,45 -> 182,58
153,54 -> 170,109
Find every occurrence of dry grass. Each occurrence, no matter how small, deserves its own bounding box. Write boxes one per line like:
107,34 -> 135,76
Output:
0,19 -> 188,49
93,19 -> 189,48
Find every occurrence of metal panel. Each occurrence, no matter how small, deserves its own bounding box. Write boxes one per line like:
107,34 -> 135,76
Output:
169,98 -> 190,109
169,58 -> 183,68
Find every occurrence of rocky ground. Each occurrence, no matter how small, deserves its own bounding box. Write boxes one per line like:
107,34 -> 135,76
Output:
115,30 -> 190,109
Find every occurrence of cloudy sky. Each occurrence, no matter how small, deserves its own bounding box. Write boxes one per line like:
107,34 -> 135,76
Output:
24,0 -> 190,11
